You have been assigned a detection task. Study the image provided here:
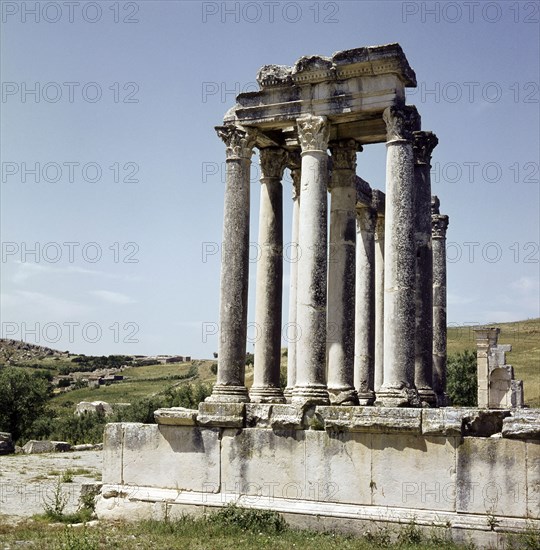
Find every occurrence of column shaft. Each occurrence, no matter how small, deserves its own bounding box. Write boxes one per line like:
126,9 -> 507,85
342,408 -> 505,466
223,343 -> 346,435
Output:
413,132 -> 438,406
285,156 -> 301,401
293,114 -> 330,406
432,197 -> 450,406
376,106 -> 421,407
210,125 -> 255,402
354,204 -> 375,405
251,147 -> 287,403
374,205 -> 385,393
327,140 -> 359,405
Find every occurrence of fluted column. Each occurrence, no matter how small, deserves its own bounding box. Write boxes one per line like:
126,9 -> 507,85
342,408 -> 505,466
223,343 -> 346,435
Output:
354,202 -> 376,405
251,147 -> 287,403
285,152 -> 301,401
376,106 -> 421,407
432,196 -> 450,407
209,125 -> 255,403
327,140 -> 359,405
413,131 -> 438,406
292,114 -> 330,406
373,191 -> 385,394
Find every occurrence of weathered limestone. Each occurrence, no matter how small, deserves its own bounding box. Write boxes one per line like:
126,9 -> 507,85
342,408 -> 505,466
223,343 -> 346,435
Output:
0,432 -> 15,455
210,125 -> 255,403
413,131 -> 438,406
373,192 -> 385,393
376,106 -> 421,407
292,114 -> 330,406
431,196 -> 449,406
251,147 -> 287,403
474,327 -> 525,409
354,182 -> 376,405
285,152 -> 301,400
327,140 -> 360,405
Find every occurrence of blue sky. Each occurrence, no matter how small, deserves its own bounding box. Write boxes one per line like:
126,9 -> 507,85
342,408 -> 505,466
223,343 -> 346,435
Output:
1,0 -> 539,357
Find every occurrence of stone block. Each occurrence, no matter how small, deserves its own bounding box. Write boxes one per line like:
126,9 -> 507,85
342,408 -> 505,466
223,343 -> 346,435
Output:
456,437 -> 527,517
197,402 -> 245,428
121,424 -> 220,493
221,428 -> 308,502
245,404 -> 272,428
103,423 -> 127,484
527,440 -> 540,519
422,409 -> 464,436
304,431 -> 371,505
22,440 -> 71,454
270,404 -> 304,429
372,434 -> 457,511
353,407 -> 422,433
0,432 -> 15,455
502,410 -> 540,440
154,407 -> 197,426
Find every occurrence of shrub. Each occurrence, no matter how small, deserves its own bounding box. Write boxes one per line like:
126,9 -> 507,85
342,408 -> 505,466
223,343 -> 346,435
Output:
446,350 -> 478,406
211,504 -> 287,534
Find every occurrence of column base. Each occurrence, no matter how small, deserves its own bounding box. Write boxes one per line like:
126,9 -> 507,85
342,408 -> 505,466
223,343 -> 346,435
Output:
291,385 -> 330,406
328,387 -> 359,406
417,387 -> 437,407
283,387 -> 294,403
249,386 -> 286,404
435,392 -> 451,407
357,390 -> 375,406
206,384 -> 250,403
374,385 -> 422,408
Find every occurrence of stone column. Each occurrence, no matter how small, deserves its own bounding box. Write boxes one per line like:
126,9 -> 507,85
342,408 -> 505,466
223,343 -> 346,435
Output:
373,191 -> 385,394
432,196 -> 450,407
354,201 -> 376,405
376,106 -> 421,407
251,147 -> 287,403
292,114 -> 331,406
209,125 -> 255,403
326,140 -> 359,406
413,131 -> 438,406
285,152 -> 301,401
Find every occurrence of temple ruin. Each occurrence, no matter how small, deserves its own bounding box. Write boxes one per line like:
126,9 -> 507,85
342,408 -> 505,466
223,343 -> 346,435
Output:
97,44 -> 539,545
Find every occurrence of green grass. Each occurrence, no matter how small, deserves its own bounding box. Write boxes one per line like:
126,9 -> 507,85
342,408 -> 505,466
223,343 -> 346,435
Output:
447,318 -> 540,407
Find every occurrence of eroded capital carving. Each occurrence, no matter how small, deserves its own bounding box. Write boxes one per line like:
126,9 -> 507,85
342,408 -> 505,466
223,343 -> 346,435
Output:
329,139 -> 361,171
296,114 -> 330,152
216,125 -> 256,160
431,195 -> 441,215
383,105 -> 420,142
356,205 -> 376,233
413,131 -> 438,166
432,214 -> 449,239
259,147 -> 287,180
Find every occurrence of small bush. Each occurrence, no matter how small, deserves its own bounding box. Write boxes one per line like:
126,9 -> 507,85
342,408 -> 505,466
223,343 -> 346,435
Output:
211,504 -> 287,534
447,350 -> 478,406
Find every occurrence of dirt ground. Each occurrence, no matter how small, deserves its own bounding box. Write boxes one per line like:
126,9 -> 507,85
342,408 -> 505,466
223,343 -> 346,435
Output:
0,451 -> 102,525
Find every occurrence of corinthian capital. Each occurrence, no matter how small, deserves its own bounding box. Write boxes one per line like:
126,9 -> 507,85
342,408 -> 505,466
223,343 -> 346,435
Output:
259,147 -> 287,180
413,131 -> 438,166
329,139 -> 361,171
431,214 -> 449,239
431,195 -> 440,215
215,125 -> 256,160
296,114 -> 330,153
383,105 -> 420,141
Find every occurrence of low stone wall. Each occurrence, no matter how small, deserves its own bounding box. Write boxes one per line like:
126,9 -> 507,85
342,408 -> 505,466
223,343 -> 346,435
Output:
96,405 -> 539,546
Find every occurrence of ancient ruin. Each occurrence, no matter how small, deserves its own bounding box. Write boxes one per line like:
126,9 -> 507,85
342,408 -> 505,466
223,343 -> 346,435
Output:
97,44 -> 539,545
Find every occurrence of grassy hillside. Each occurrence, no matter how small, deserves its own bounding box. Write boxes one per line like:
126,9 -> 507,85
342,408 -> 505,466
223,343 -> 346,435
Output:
447,318 -> 539,407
